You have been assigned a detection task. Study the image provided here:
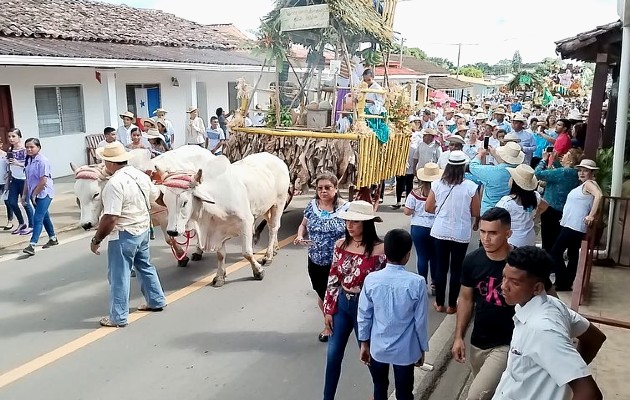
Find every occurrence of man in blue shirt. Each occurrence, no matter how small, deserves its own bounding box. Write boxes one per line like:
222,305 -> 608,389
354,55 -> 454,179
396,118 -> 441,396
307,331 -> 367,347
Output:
510,114 -> 536,165
491,107 -> 512,133
358,229 -> 429,400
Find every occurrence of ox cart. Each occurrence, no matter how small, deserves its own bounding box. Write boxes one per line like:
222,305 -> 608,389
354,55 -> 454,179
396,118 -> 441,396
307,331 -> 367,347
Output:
223,0 -> 411,205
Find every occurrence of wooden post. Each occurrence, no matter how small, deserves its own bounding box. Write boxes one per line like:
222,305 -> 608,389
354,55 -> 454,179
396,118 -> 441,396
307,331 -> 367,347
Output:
275,59 -> 281,127
584,53 -> 610,159
603,63 -> 620,148
245,58 -> 268,112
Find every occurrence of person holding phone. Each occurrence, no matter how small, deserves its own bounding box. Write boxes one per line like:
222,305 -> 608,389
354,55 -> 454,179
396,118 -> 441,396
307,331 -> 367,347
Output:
532,121 -> 557,168
295,173 -> 349,342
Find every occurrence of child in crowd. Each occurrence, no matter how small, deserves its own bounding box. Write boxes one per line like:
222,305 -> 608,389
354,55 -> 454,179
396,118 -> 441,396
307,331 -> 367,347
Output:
127,128 -> 146,150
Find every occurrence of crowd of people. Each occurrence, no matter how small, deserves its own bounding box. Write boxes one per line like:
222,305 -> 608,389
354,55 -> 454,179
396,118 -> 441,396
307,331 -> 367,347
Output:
293,95 -> 608,400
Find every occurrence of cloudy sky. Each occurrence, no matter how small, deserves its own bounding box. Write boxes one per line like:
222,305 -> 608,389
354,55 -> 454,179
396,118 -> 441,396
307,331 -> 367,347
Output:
103,0 -> 619,64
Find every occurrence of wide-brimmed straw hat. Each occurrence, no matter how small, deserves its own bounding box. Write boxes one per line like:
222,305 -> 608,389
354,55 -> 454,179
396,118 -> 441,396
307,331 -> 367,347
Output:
446,135 -> 465,145
503,133 -> 521,143
474,113 -> 488,120
484,120 -> 497,127
576,159 -> 599,171
186,106 -> 198,113
493,107 -> 507,115
511,114 -> 527,122
143,118 -> 157,128
461,104 -> 473,111
507,164 -> 538,191
143,127 -> 166,142
448,150 -> 469,165
337,200 -> 383,222
154,108 -> 168,115
455,125 -> 468,133
417,162 -> 443,182
422,128 -> 439,136
496,142 -> 525,165
96,141 -> 134,162
119,111 -> 134,120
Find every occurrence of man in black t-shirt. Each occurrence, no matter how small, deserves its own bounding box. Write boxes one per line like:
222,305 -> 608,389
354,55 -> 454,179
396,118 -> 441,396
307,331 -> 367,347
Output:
451,208 -> 514,400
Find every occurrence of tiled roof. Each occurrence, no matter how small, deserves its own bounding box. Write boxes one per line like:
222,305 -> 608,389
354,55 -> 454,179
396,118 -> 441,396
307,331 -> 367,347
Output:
400,56 -> 450,75
555,20 -> 621,62
0,36 -> 264,66
0,0 -> 248,49
427,76 -> 471,90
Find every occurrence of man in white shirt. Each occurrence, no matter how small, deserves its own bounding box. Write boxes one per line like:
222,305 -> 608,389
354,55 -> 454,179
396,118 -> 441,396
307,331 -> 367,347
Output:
421,109 -> 437,130
117,111 -> 138,148
495,246 -> 606,400
185,106 -> 206,146
412,129 -> 441,172
251,105 -> 266,127
97,127 -> 119,148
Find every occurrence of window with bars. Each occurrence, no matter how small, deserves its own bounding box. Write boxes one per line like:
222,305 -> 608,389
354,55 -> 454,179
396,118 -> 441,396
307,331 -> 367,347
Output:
34,86 -> 85,137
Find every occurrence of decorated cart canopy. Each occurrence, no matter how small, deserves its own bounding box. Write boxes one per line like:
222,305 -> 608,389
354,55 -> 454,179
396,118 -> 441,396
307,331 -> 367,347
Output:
224,0 -> 411,203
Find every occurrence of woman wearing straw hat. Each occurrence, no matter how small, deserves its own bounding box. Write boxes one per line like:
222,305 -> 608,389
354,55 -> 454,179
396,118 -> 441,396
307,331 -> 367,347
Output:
425,151 -> 480,314
550,159 -> 603,291
143,128 -> 169,158
90,142 -> 166,327
496,164 -> 549,247
322,200 -> 385,400
404,162 -> 442,293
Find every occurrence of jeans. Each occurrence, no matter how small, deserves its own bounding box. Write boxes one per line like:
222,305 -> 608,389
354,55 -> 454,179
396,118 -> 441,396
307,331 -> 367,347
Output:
0,184 -> 13,221
540,207 -> 563,253
410,225 -> 436,282
323,291 -> 360,400
30,196 -> 55,244
434,239 -> 469,308
107,229 -> 166,324
395,174 -> 414,203
7,178 -> 33,227
550,227 -> 584,290
369,359 -> 415,400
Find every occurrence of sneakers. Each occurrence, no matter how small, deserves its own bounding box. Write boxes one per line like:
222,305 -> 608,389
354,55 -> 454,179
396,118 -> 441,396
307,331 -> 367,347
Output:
19,227 -> 33,236
22,245 -> 35,256
11,224 -> 26,235
42,238 -> 59,248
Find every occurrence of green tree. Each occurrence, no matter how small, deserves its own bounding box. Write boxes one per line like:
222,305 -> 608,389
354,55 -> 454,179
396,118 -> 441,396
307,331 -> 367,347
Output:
390,44 -> 427,60
512,50 -> 523,73
459,66 -> 484,78
427,57 -> 455,71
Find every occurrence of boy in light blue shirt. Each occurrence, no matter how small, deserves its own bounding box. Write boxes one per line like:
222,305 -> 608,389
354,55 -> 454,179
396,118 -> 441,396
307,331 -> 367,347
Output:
205,116 -> 226,155
358,229 -> 429,400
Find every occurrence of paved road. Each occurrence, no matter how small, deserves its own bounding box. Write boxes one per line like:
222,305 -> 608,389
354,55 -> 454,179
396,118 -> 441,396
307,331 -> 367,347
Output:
0,197 -> 447,400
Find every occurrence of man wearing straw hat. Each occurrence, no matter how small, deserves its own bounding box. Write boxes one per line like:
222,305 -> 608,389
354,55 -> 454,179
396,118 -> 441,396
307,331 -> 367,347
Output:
470,142 -> 525,215
510,114 -> 536,165
185,106 -> 206,146
491,107 -> 511,134
437,135 -> 467,169
117,111 -> 138,148
90,142 -> 166,327
411,129 -> 441,180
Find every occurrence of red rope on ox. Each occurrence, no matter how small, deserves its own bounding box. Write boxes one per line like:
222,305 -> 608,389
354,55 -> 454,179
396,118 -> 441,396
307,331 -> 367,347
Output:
170,230 -> 196,261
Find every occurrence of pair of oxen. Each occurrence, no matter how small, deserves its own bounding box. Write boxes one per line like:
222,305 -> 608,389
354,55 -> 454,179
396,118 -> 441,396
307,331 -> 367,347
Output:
72,146 -> 290,287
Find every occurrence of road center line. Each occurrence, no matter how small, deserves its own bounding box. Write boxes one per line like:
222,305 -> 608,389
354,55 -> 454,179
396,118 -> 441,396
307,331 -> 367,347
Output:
0,234 -> 296,389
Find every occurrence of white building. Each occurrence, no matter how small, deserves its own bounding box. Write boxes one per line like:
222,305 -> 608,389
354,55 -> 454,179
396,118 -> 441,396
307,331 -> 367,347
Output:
0,0 -> 274,177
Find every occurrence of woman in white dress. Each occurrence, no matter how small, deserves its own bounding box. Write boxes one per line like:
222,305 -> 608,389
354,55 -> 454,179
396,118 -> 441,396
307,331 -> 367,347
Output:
496,164 -> 548,247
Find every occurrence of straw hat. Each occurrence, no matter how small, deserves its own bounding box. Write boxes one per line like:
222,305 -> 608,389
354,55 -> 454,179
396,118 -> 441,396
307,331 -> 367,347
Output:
154,108 -> 168,115
454,112 -> 465,119
484,120 -> 497,127
446,135 -> 465,145
143,128 -> 166,142
461,104 -> 473,111
576,159 -> 599,170
507,164 -> 538,191
143,118 -> 157,128
448,150 -> 469,165
119,111 -> 134,120
186,106 -> 198,113
474,113 -> 488,120
96,142 -> 134,162
503,133 -> 521,143
511,114 -> 527,122
422,128 -> 439,136
455,125 -> 468,133
156,118 -> 168,127
408,115 -> 421,123
567,110 -> 584,121
417,162 -> 443,182
337,200 -> 383,222
496,142 -> 525,165
493,107 -> 507,115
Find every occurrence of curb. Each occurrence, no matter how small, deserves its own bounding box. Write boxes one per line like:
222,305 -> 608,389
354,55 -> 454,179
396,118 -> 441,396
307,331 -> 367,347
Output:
387,314 -> 457,400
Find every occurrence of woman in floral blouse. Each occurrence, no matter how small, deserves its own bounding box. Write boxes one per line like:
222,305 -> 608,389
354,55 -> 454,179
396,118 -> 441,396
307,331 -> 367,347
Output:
295,173 -> 349,342
322,200 -> 386,400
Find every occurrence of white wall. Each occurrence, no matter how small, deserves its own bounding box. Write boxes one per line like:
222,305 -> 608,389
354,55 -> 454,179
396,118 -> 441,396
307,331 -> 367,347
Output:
0,65 -> 274,178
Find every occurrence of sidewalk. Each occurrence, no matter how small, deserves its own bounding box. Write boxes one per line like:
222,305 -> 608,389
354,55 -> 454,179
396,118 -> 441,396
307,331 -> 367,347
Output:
0,175 -> 80,254
558,265 -> 630,399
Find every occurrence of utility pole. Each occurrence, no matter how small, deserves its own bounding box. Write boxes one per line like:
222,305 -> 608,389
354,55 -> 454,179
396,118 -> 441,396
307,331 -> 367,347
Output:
455,42 -> 462,79
399,37 -> 405,67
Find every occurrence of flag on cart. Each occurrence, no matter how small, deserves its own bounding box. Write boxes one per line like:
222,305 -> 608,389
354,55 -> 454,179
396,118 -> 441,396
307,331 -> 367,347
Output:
542,87 -> 553,107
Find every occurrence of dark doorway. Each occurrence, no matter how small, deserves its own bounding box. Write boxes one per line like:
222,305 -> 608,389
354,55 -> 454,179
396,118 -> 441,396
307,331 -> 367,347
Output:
0,86 -> 14,150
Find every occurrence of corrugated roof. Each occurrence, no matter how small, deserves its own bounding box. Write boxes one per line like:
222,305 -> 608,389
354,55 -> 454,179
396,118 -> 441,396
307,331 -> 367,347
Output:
0,0 -> 248,49
400,56 -> 450,75
0,36 -> 264,66
554,20 -> 622,62
427,76 -> 471,90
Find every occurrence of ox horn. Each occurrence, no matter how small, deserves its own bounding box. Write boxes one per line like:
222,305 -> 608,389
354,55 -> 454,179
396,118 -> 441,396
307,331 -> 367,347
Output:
155,166 -> 167,180
70,162 -> 78,173
194,169 -> 203,184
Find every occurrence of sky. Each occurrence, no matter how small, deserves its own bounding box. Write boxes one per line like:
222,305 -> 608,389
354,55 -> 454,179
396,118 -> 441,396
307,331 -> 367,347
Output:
102,0 -> 620,65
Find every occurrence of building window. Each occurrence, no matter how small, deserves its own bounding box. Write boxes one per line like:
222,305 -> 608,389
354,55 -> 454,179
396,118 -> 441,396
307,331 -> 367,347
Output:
228,81 -> 239,113
34,86 -> 85,137
125,84 -> 161,118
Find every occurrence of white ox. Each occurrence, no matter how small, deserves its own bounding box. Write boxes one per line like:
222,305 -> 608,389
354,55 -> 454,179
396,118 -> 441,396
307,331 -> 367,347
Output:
72,146 -> 214,266
157,152 -> 290,287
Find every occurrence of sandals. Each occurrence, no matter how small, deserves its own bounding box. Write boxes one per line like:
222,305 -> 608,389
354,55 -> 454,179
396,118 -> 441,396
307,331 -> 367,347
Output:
99,317 -> 128,328
137,304 -> 164,312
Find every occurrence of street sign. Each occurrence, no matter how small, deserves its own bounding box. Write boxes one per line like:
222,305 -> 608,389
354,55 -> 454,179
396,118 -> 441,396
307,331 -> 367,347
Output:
280,4 -> 330,32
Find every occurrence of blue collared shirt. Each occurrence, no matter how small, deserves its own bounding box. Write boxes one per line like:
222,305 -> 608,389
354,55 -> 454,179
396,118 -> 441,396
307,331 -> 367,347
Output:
358,263 -> 429,365
469,158 -> 512,215
25,153 -> 54,199
493,120 -> 512,133
512,129 -> 537,164
534,161 -> 580,211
